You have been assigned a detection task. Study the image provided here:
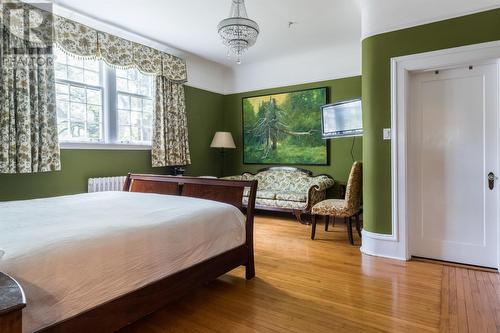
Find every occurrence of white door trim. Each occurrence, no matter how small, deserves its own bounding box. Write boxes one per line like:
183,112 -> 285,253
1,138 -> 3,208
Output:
362,40 -> 500,269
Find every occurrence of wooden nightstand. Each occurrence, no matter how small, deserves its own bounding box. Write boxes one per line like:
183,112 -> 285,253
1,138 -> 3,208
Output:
0,273 -> 25,333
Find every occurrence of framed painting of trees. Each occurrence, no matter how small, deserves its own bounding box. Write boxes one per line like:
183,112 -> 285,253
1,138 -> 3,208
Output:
242,87 -> 328,165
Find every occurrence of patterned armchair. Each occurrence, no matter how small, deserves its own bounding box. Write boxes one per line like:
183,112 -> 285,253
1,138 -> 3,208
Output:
224,167 -> 335,223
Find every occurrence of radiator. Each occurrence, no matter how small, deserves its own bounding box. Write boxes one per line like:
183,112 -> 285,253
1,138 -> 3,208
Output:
88,176 -> 127,193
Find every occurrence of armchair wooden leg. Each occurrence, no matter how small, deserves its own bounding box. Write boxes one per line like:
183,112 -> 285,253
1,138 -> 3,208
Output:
311,215 -> 317,240
347,216 -> 354,245
331,216 -> 335,228
324,215 -> 329,231
355,213 -> 362,239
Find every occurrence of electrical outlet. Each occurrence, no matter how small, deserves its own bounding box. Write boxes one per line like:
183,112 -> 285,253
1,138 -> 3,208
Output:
383,128 -> 392,140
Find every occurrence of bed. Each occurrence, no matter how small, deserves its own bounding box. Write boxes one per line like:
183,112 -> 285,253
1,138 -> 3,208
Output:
0,174 -> 257,333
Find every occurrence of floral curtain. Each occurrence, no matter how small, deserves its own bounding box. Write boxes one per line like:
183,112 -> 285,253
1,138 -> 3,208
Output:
0,4 -> 61,173
152,77 -> 191,167
54,15 -> 191,166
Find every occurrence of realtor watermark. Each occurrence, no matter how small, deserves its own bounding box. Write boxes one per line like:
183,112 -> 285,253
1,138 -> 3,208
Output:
1,0 -> 54,68
1,0 -> 54,53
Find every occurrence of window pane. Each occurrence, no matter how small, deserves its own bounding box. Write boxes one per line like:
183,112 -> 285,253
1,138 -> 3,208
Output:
131,112 -> 141,127
131,97 -> 142,111
56,83 -> 69,101
57,101 -> 69,120
70,103 -> 86,122
87,105 -> 101,123
143,99 -> 154,112
116,68 -> 128,78
55,63 -> 67,80
87,123 -> 101,140
58,120 -> 69,140
55,51 -> 103,143
84,60 -> 100,71
87,89 -> 101,105
70,86 -> 86,103
142,127 -> 152,142
84,70 -> 99,85
70,122 -> 85,139
143,111 -> 153,127
118,110 -> 130,126
67,66 -> 84,82
119,126 -> 131,142
128,70 -> 138,81
131,126 -> 141,141
117,78 -> 128,92
67,56 -> 83,68
116,68 -> 154,97
128,80 -> 138,94
117,94 -> 130,109
114,68 -> 154,145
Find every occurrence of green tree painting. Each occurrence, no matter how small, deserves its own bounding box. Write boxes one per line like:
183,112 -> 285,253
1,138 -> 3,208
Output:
243,88 -> 327,165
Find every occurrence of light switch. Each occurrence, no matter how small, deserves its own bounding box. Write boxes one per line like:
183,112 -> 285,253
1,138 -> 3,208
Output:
383,128 -> 392,140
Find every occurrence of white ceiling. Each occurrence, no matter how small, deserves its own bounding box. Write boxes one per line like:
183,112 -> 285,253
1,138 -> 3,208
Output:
360,0 -> 500,38
53,0 -> 362,68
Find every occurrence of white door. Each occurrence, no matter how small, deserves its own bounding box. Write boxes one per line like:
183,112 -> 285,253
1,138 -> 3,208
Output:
408,62 -> 499,268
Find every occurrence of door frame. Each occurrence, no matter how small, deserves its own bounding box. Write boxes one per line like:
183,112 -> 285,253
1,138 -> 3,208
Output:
390,40 -> 500,270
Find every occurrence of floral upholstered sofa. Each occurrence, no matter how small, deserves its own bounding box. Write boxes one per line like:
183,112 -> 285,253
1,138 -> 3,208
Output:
224,167 -> 335,223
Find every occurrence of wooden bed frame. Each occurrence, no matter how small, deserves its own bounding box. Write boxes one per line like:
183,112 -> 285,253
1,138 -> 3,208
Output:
0,174 -> 257,333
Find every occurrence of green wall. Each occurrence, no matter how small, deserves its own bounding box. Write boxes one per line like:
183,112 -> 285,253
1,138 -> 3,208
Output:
184,86 -> 224,177
223,76 -> 363,195
362,8 -> 500,234
0,85 -> 224,201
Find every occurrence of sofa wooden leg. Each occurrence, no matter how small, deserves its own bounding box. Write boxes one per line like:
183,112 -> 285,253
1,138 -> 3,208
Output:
311,215 -> 317,240
324,215 -> 329,231
293,210 -> 310,225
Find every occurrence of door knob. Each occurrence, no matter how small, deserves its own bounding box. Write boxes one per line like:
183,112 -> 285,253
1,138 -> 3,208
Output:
488,172 -> 496,190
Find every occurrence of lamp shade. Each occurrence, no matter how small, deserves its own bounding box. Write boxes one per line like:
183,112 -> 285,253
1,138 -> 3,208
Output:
210,132 -> 236,149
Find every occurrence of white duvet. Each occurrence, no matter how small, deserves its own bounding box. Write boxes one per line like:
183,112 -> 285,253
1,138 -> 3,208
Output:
0,192 -> 246,332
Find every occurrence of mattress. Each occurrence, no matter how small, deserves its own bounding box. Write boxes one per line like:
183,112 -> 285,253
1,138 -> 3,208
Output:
0,192 -> 246,332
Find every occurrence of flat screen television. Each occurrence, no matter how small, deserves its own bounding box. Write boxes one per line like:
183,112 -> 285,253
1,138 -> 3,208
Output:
321,99 -> 363,139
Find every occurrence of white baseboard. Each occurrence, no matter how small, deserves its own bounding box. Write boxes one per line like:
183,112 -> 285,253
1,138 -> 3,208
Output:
360,229 -> 408,261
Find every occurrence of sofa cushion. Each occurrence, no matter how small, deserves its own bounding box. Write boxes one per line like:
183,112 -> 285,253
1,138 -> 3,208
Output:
243,188 -> 276,200
243,197 -> 308,210
275,192 -> 307,202
256,190 -> 277,200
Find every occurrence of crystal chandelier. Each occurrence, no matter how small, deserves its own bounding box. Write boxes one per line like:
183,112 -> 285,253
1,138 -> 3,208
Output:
217,0 -> 260,64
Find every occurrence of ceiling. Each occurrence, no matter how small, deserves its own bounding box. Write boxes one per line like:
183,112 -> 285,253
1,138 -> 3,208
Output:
53,0 -> 362,68
360,0 -> 500,38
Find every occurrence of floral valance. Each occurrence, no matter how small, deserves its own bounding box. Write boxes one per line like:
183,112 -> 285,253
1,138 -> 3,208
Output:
54,16 -> 187,83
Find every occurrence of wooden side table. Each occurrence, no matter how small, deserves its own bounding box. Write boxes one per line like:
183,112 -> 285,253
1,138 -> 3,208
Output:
0,273 -> 26,333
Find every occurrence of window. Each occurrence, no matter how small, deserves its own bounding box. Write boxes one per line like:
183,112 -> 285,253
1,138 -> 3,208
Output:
116,69 -> 154,144
55,48 -> 103,142
54,49 -> 155,147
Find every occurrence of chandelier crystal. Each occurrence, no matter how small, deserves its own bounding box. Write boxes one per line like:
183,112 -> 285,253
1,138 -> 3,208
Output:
217,0 -> 260,64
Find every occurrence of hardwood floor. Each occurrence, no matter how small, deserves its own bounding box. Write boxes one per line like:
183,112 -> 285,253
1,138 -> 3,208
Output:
120,215 -> 500,333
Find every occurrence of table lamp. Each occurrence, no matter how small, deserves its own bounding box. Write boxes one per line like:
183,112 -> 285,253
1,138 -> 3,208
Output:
210,132 -> 236,177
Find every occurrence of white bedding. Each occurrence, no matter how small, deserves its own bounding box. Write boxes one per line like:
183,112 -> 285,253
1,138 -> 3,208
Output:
0,192 -> 246,332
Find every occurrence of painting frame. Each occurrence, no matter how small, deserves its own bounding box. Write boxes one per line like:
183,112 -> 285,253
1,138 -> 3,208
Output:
242,87 -> 330,166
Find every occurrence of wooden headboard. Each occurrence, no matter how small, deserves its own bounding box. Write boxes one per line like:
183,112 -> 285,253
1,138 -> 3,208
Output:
123,174 -> 257,213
